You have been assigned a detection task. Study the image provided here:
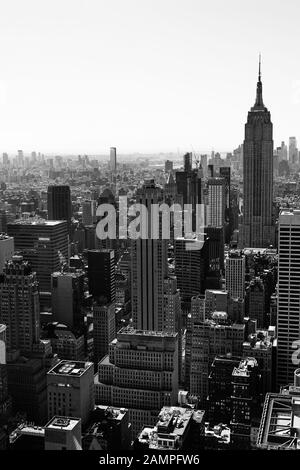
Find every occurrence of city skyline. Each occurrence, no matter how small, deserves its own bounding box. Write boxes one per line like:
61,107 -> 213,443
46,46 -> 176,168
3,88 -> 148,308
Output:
0,0 -> 300,154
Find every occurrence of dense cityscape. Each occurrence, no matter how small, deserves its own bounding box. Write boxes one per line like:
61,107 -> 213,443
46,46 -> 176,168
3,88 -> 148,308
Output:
0,57 -> 299,456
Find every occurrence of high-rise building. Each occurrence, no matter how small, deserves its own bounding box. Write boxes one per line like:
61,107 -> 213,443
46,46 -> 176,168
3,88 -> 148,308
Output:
241,59 -> 274,248
88,249 -> 115,303
230,357 -> 260,448
225,250 -> 245,300
7,218 -> 69,300
0,255 -> 40,354
164,160 -> 173,173
245,277 -> 265,328
174,236 -> 205,304
289,136 -> 298,166
93,302 -> 115,365
189,312 -> 245,400
51,269 -> 85,328
95,327 -> 179,438
207,177 -> 226,227
277,210 -> 300,387
110,147 -> 117,172
47,185 -> 72,234
47,360 -> 94,426
0,234 -> 14,273
131,180 -> 168,331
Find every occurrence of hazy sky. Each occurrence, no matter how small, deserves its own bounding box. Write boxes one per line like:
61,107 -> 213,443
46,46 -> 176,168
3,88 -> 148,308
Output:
0,0 -> 299,154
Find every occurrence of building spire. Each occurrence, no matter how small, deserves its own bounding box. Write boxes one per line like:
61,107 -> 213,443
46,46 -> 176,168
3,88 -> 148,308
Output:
253,53 -> 264,109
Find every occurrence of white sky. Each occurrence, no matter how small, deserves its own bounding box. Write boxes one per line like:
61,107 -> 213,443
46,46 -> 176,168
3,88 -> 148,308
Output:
0,0 -> 299,154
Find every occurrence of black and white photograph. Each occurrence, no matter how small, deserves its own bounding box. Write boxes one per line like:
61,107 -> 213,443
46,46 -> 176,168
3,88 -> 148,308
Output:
0,0 -> 299,463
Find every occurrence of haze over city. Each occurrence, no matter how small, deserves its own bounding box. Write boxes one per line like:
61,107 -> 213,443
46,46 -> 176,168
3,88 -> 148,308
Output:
0,0 -> 300,154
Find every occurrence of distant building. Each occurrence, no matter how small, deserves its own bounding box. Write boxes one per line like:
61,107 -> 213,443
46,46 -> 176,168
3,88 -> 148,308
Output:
51,269 -> 85,328
225,250 -> 245,300
88,249 -> 115,303
93,302 -> 115,365
110,147 -> 117,172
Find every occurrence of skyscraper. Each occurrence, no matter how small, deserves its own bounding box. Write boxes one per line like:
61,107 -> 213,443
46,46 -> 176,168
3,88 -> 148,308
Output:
47,185 -> 72,234
225,250 -> 245,300
0,255 -> 40,354
277,210 -> 300,387
241,58 -> 274,248
110,147 -> 117,172
207,177 -> 226,228
87,249 -> 115,303
131,180 -> 168,331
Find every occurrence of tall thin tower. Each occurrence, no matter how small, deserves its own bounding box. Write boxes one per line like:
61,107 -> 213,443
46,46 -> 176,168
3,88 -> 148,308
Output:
240,56 -> 274,248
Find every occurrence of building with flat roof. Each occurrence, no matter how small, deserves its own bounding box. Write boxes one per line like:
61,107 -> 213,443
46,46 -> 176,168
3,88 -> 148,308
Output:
47,360 -> 94,425
44,416 -> 82,450
95,327 -> 179,439
256,369 -> 300,449
135,406 -> 205,451
0,234 -> 14,273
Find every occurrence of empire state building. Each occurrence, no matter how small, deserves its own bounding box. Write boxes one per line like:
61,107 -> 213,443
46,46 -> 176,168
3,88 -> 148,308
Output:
240,58 -> 275,248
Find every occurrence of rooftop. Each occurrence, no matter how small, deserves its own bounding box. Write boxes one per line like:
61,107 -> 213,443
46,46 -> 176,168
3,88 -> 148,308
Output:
45,416 -> 81,431
48,360 -> 93,377
118,326 -> 177,339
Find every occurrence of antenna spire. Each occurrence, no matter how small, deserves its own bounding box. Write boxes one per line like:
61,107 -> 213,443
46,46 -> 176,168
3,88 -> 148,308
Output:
259,53 -> 261,81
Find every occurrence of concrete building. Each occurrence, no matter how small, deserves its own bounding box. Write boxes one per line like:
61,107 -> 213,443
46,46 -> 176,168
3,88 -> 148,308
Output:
0,234 -> 14,273
207,177 -> 226,228
95,327 -> 179,438
93,302 -> 115,365
47,360 -> 94,425
51,268 -> 85,328
277,210 -> 300,387
47,185 -> 72,235
44,416 -> 82,450
225,250 -> 245,300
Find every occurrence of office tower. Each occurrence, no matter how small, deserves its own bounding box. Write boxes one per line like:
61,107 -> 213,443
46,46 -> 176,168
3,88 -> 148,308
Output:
7,356 -> 48,424
225,250 -> 245,300
51,269 -> 85,328
241,59 -> 274,248
44,416 -> 82,450
245,277 -> 265,328
0,324 -> 11,421
7,218 -> 69,299
110,147 -> 117,172
17,150 -> 24,167
0,255 -> 40,354
289,136 -> 298,166
205,289 -> 229,316
219,167 -> 231,215
174,237 -> 205,304
95,327 -> 179,438
277,210 -> 300,387
207,177 -> 226,227
0,234 -> 14,273
165,160 -> 173,173
2,153 -> 9,166
135,406 -> 205,451
47,185 -> 72,234
183,152 -> 193,172
231,357 -> 260,448
176,155 -> 202,231
189,312 -> 245,400
83,406 -> 131,450
93,303 -> 115,365
82,200 -> 97,226
201,155 -> 208,177
47,360 -> 94,425
256,369 -> 300,450
202,226 -> 224,290
279,141 -> 288,161
163,276 -> 181,333
207,355 -> 241,425
243,327 -> 274,395
88,249 -> 115,302
184,295 -> 205,387
131,180 -> 168,331
43,323 -> 85,361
